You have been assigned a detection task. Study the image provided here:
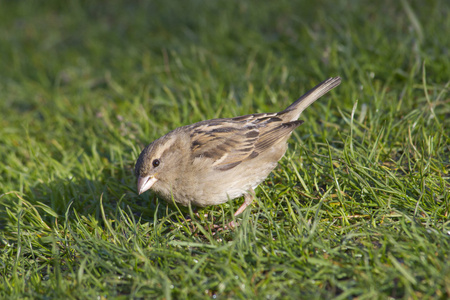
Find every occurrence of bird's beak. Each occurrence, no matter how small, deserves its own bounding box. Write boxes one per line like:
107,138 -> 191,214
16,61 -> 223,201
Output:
137,175 -> 158,195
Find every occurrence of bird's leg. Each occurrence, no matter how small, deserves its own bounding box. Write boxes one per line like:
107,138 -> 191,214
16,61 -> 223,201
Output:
234,190 -> 255,216
219,191 -> 253,229
210,190 -> 256,232
188,191 -> 256,233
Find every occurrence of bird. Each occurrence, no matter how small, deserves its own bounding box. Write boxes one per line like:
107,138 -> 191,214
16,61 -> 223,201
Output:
135,77 -> 341,217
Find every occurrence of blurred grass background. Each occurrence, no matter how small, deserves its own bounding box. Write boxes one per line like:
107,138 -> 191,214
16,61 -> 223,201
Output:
0,0 -> 449,298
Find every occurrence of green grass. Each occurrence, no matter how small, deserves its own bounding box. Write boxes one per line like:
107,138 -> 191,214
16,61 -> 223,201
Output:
1,0 -> 449,298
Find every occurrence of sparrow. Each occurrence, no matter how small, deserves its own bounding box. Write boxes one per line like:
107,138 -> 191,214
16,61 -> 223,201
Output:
135,77 -> 341,216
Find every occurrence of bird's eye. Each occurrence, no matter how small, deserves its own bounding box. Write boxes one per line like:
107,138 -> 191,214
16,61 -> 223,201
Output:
152,159 -> 160,168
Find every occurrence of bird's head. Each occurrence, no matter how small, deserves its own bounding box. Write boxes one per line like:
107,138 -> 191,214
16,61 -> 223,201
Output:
134,130 -> 187,195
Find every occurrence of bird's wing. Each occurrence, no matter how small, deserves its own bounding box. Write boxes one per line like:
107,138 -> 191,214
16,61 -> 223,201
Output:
189,114 -> 303,171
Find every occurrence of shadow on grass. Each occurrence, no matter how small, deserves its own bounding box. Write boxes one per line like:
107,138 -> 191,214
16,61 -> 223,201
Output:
0,174 -> 172,238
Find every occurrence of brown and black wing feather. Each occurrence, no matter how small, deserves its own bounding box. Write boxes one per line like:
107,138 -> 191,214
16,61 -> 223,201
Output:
189,114 -> 303,171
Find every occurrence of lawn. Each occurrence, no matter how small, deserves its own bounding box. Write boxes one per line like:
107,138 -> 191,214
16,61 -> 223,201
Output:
0,0 -> 449,299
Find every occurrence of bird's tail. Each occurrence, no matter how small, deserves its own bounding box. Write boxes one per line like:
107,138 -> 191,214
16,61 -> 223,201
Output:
282,77 -> 341,121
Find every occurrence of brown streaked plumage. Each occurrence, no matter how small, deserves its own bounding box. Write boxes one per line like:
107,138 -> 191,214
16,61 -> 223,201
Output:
135,77 -> 341,216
